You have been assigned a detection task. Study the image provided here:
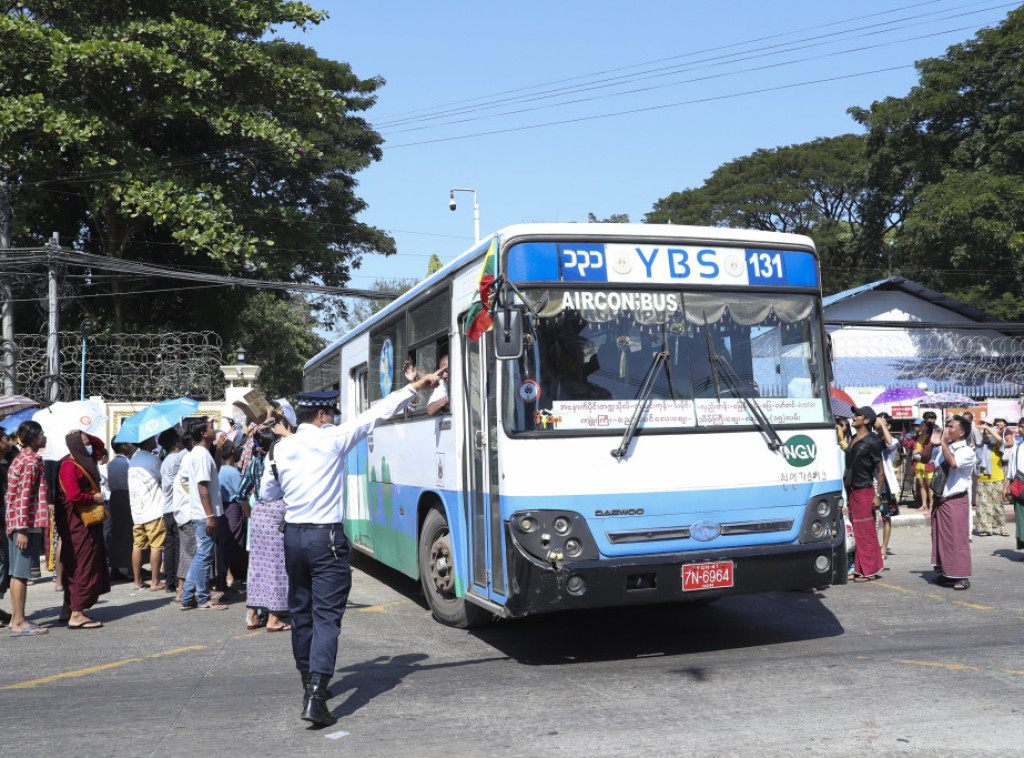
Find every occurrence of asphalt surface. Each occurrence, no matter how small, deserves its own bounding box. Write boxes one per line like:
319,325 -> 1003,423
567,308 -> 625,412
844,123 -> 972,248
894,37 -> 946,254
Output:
2,520 -> 1023,757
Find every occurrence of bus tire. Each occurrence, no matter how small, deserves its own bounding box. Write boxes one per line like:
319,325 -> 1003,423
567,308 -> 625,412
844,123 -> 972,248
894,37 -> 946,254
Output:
418,507 -> 490,628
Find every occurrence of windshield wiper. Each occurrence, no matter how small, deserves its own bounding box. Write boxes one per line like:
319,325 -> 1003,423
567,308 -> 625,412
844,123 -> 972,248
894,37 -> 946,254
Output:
702,318 -> 784,451
611,351 -> 669,459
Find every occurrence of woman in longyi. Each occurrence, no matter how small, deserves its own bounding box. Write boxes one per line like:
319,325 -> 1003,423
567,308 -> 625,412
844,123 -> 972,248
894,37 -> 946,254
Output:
53,430 -> 111,629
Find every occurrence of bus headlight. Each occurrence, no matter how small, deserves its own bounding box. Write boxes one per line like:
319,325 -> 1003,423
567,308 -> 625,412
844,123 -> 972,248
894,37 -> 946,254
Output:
508,511 -> 598,563
797,492 -> 842,544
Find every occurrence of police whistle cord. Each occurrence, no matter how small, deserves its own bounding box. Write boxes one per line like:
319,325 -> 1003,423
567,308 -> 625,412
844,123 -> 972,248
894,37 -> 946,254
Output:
611,351 -> 668,459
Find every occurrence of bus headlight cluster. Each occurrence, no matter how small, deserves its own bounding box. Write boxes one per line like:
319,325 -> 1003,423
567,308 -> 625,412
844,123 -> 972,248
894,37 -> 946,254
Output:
510,510 -> 598,564
798,493 -> 842,544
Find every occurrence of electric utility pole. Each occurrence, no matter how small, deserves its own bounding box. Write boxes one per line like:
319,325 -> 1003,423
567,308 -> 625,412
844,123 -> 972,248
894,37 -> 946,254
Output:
46,232 -> 59,403
0,182 -> 15,395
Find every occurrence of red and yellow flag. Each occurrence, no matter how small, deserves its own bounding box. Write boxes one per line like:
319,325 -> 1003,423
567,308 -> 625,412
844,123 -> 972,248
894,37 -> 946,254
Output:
465,238 -> 497,342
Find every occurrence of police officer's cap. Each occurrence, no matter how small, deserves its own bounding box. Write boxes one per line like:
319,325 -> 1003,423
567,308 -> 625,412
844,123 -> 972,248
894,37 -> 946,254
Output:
295,390 -> 339,408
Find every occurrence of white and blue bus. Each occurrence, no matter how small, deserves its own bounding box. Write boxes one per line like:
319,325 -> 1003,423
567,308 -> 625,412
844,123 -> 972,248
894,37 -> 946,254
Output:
304,223 -> 845,627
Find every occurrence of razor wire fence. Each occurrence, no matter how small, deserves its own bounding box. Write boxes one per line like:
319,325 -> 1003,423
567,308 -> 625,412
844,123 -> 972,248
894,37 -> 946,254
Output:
829,330 -> 1024,397
11,331 -> 225,402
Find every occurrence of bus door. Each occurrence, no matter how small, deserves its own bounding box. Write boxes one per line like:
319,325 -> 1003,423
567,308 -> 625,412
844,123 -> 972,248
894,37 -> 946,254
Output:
462,330 -> 507,603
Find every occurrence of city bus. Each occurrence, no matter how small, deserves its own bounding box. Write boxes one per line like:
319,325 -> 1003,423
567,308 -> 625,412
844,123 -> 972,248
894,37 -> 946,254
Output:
304,223 -> 845,627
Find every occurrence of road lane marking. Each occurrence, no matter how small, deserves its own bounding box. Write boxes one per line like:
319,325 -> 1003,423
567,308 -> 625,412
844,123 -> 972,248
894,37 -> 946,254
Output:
1,608 -> 409,691
855,655 -> 1024,677
1,658 -> 147,689
357,600 -> 411,613
871,581 -> 995,610
325,731 -> 350,740
0,636 -> 250,690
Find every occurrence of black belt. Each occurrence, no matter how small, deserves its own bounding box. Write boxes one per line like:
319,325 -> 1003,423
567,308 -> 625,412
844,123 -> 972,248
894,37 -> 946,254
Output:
285,522 -> 343,530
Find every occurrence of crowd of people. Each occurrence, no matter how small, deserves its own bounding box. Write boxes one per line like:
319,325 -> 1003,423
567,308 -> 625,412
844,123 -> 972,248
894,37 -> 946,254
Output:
838,405 -> 1024,592
0,405 -> 299,636
0,363 -> 443,727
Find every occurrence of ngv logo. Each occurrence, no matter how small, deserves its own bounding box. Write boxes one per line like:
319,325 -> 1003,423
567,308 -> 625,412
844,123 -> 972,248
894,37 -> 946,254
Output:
781,434 -> 817,468
561,246 -> 607,281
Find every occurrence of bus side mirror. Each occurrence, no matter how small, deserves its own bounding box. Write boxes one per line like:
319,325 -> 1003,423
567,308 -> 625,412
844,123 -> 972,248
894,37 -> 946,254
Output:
493,308 -> 523,360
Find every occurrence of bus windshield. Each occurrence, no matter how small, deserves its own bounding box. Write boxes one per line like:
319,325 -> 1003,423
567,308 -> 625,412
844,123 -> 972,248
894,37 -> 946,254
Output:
503,288 -> 829,434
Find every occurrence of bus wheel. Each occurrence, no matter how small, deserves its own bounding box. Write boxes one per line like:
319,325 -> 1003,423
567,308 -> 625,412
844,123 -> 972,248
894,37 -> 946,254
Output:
418,507 -> 490,628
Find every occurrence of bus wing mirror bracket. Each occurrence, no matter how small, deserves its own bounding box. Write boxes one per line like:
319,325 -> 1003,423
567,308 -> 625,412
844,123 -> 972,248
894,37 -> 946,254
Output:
493,308 -> 523,360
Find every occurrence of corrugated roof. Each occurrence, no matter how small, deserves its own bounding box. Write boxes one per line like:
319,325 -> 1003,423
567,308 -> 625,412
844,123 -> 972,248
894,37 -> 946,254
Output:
822,276 -> 1002,324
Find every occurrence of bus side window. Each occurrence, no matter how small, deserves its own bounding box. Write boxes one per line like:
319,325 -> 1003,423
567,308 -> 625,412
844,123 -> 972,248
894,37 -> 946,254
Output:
409,342 -> 438,413
352,365 -> 368,413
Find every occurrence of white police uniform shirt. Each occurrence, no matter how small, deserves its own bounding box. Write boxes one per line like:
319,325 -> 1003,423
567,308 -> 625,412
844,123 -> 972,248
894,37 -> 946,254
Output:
262,386 -> 417,524
934,440 -> 976,498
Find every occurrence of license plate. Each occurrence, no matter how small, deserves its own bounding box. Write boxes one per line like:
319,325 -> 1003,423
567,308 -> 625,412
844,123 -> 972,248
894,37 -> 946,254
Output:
682,561 -> 734,591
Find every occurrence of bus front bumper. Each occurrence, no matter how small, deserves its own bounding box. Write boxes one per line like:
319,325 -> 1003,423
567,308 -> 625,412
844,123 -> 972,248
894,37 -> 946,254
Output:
500,530 -> 847,618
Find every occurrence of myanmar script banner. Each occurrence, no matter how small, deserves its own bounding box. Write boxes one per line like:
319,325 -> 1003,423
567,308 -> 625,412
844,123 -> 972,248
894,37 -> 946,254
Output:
465,238 -> 497,342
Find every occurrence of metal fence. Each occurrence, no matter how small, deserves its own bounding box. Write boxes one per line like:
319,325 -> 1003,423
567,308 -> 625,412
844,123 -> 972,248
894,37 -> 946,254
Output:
830,331 -> 1024,398
11,331 -> 225,402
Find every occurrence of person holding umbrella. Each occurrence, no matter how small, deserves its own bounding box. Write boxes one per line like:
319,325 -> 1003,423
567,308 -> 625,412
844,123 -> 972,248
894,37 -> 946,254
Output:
53,431 -> 109,628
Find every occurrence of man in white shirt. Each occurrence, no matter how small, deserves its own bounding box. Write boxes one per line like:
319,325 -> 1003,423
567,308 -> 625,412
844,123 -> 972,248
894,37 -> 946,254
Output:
426,354 -> 449,416
128,436 -> 166,590
262,366 -> 440,726
180,418 -> 227,611
158,428 -> 188,596
1001,419 -> 1024,555
931,415 -> 977,590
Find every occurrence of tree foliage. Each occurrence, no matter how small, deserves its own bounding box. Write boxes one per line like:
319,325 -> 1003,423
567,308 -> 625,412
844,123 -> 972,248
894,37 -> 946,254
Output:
233,291 -> 325,400
1,1 -> 393,336
849,7 -> 1024,318
645,135 -> 878,294
339,277 -> 416,334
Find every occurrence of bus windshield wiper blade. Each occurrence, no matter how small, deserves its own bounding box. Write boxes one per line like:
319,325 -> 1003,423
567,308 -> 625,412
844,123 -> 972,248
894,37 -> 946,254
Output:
611,351 -> 669,459
709,350 -> 784,451
703,313 -> 721,401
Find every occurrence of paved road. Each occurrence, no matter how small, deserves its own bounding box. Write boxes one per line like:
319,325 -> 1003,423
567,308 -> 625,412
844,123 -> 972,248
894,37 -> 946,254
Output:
2,524 -> 1023,757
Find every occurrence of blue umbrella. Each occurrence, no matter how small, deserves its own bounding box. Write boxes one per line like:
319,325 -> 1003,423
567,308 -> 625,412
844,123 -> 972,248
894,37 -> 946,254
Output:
114,397 -> 200,443
2,407 -> 38,435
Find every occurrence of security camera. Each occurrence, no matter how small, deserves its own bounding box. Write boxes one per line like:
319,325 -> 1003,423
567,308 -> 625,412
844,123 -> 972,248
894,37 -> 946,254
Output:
449,196 -> 457,211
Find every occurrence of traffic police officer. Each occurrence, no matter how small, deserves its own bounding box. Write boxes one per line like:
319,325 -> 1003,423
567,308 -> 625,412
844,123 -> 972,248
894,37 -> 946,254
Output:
262,364 -> 440,726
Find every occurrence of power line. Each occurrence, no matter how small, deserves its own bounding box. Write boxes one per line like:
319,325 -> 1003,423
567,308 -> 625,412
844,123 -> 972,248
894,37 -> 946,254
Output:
381,22 -> 990,138
385,65 -> 915,149
376,1 -> 1009,130
0,247 -> 401,300
374,0 -> 968,122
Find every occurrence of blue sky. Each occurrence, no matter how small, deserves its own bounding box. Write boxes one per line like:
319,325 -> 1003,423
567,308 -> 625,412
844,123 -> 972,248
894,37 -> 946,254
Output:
280,0 -> 1017,313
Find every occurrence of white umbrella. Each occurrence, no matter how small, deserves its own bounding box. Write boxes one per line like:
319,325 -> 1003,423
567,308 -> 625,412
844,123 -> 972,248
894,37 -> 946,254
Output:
32,401 -> 108,461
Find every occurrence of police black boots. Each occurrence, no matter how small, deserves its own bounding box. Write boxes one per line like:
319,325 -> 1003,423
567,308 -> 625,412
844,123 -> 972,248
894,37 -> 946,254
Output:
301,673 -> 337,726
300,671 -> 311,706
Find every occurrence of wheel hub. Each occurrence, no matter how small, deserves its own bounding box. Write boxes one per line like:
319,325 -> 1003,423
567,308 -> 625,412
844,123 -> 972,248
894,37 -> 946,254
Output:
429,533 -> 454,595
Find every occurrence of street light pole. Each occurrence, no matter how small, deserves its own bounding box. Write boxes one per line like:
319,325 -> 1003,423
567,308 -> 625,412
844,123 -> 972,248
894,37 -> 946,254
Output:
449,188 -> 480,243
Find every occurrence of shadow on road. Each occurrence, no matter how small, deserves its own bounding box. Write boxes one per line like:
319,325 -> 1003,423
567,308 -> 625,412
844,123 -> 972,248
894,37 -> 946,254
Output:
992,548 -> 1024,563
350,553 -> 844,667
469,592 -> 844,665
329,653 -> 506,719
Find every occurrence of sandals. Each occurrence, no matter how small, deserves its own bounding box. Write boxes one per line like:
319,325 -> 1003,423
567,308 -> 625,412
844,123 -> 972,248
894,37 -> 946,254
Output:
854,575 -> 880,583
952,579 -> 970,591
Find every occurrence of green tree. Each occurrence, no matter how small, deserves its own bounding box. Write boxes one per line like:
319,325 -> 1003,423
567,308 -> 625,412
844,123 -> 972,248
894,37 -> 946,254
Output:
233,291 -> 325,400
339,277 -> 416,334
587,212 -> 630,223
644,135 -> 877,294
426,254 -> 443,275
0,2 -> 393,335
850,7 -> 1024,318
